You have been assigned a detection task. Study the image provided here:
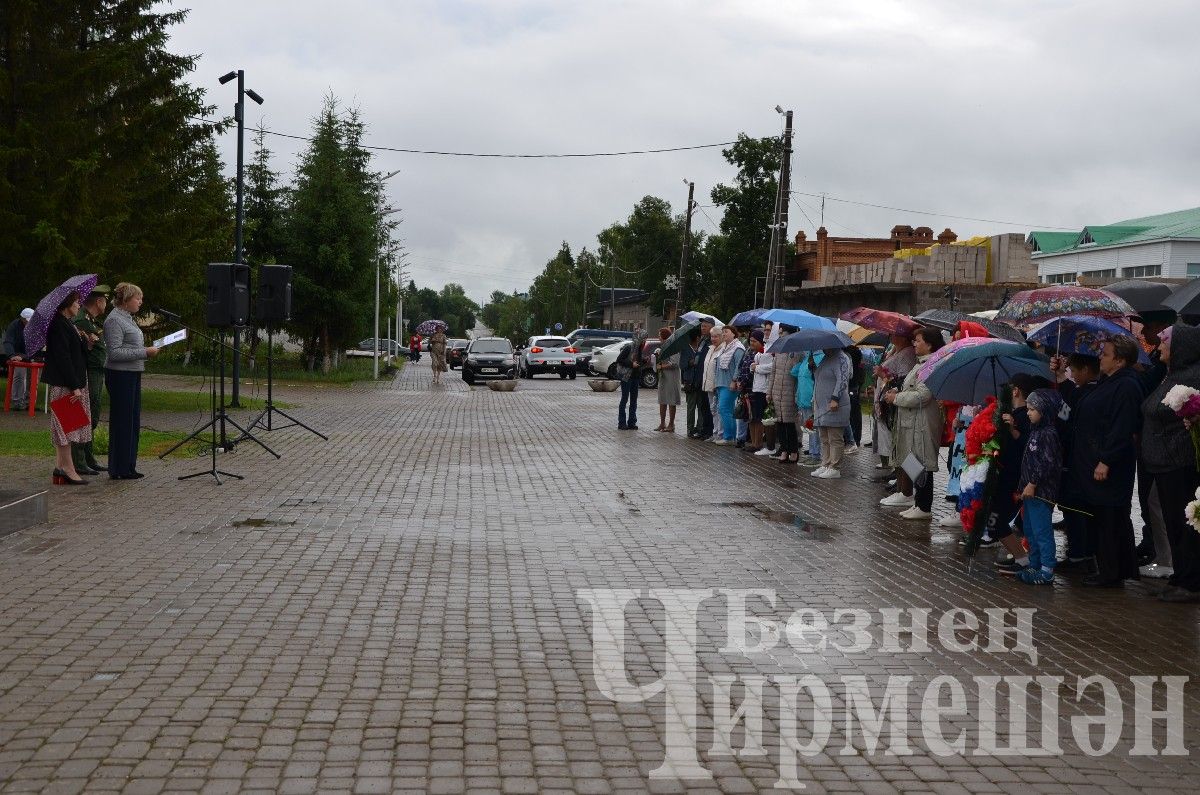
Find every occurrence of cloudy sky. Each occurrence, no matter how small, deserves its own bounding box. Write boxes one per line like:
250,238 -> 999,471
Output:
167,0 -> 1200,305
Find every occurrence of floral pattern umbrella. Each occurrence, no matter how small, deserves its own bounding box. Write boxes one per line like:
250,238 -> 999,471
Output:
838,307 -> 919,336
414,319 -> 447,336
24,273 -> 99,354
994,286 -> 1137,328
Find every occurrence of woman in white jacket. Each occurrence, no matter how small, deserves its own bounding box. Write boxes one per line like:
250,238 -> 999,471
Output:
746,330 -> 772,452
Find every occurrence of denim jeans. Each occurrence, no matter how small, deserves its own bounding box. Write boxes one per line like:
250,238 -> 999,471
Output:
1023,496 -> 1055,573
709,392 -> 721,438
717,387 -> 737,441
618,378 -> 639,427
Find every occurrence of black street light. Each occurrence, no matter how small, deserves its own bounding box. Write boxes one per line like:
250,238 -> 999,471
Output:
219,69 -> 263,407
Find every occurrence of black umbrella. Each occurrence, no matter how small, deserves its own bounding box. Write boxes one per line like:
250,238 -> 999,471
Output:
1103,279 -> 1176,314
913,309 -> 1026,343
1162,279 -> 1200,316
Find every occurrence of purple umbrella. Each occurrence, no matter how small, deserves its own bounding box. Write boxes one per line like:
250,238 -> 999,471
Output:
414,319 -> 447,336
24,273 -> 100,354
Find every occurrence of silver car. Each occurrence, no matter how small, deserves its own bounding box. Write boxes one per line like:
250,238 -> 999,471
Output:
516,336 -> 578,379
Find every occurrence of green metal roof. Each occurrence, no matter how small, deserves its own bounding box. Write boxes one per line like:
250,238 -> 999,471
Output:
1027,231 -> 1077,253
1031,206 -> 1200,255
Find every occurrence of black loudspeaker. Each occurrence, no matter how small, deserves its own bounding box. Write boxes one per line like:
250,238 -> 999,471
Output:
256,265 -> 293,323
206,263 -> 250,327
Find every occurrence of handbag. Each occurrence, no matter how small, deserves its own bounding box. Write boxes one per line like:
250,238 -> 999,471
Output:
615,364 -> 633,382
734,396 -> 748,420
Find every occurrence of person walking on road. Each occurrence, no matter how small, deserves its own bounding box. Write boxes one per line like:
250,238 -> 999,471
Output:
429,329 -> 448,385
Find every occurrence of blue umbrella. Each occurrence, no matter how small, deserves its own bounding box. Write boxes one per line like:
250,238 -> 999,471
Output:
761,308 -> 836,330
729,308 -> 770,327
921,340 -> 1051,405
1027,314 -> 1150,364
766,327 -> 854,353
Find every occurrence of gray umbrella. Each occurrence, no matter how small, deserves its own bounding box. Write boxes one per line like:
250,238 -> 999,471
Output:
1103,279 -> 1175,314
914,309 -> 1026,343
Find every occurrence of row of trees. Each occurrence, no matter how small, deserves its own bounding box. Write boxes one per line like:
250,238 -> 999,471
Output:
482,135 -> 783,342
1,1 -> 456,374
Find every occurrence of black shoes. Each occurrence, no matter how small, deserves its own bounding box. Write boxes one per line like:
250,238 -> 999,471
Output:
52,469 -> 87,486
109,471 -> 145,480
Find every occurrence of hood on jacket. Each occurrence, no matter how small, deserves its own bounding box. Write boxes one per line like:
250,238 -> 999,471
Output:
1168,324 -> 1200,373
1026,388 -> 1064,424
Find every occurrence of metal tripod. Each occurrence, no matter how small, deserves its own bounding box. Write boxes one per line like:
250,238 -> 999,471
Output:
159,325 -> 280,483
240,326 -> 328,441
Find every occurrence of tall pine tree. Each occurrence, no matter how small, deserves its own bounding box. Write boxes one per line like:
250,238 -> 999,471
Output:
0,0 -> 231,322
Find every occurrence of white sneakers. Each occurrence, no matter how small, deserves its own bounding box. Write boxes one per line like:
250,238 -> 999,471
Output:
879,492 -> 913,507
810,467 -> 827,477
817,468 -> 841,479
937,512 -> 962,528
713,438 -> 731,446
1139,563 -> 1174,579
900,506 -> 932,520
754,447 -> 775,456
844,444 -> 859,454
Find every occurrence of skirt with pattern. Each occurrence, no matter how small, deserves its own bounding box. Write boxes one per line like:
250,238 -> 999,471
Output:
49,384 -> 93,447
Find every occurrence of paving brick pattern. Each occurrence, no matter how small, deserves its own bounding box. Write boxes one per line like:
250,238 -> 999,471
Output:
1,360 -> 1198,793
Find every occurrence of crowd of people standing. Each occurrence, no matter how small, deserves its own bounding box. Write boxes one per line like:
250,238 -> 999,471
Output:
611,313 -> 1200,602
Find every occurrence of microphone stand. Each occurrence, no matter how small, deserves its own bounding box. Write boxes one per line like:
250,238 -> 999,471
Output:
155,315 -> 280,483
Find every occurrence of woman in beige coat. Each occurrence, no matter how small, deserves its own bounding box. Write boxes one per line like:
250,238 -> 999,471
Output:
881,327 -> 945,520
767,325 -> 802,463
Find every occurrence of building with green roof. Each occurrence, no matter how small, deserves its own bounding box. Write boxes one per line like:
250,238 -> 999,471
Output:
1029,206 -> 1200,284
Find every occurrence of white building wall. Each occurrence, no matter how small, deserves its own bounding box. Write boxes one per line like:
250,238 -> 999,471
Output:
1034,240 -> 1194,281
1164,240 -> 1200,278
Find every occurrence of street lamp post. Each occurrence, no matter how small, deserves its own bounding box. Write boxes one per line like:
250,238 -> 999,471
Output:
374,188 -> 402,380
218,69 -> 263,407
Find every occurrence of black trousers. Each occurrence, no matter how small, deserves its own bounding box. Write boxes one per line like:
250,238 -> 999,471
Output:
777,422 -> 798,454
696,389 -> 713,437
915,471 -> 934,512
848,389 -> 863,448
1157,466 -> 1200,592
105,369 -> 142,477
1089,503 -> 1139,583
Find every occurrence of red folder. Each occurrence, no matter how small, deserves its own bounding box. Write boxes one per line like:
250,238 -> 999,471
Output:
50,393 -> 89,434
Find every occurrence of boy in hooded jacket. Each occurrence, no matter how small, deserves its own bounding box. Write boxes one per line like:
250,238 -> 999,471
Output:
1016,388 -> 1065,585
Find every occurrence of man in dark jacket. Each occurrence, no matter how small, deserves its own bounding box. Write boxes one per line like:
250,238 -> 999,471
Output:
687,317 -> 715,439
3,308 -> 34,410
1140,325 -> 1200,602
679,328 -> 703,438
1069,335 -> 1145,587
1052,353 -> 1101,570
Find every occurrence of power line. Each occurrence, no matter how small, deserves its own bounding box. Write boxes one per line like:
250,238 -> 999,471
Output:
792,190 -> 1074,231
192,116 -> 740,159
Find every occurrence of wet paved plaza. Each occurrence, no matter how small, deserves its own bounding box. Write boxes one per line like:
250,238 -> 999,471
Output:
1,360 -> 1198,793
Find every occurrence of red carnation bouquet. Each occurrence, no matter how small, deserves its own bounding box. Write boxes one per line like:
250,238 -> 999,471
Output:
958,393 -> 1009,554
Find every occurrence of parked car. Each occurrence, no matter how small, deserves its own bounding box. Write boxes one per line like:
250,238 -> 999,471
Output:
446,338 -> 470,369
461,337 -> 516,384
516,336 -> 578,379
572,336 -> 629,374
566,327 -> 634,346
348,338 -> 403,357
590,339 -> 658,389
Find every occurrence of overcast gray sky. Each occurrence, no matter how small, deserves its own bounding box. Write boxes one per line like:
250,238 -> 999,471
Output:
167,0 -> 1200,305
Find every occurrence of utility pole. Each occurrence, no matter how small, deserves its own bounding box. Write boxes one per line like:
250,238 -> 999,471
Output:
609,258 -> 617,329
772,109 -> 793,308
675,180 -> 695,322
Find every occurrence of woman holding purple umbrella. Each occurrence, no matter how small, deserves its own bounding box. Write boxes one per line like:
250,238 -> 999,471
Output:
41,291 -> 91,485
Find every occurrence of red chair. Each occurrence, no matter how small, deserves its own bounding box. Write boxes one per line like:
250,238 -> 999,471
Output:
4,360 -> 43,416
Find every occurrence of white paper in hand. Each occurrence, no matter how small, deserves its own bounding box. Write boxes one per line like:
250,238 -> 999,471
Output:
153,329 -> 187,348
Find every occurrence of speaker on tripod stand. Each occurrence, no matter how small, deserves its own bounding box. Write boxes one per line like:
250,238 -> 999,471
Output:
241,265 -> 328,440
161,263 -> 280,483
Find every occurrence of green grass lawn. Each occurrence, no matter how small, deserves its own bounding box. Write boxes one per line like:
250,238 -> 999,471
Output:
14,384 -> 288,413
0,426 -> 205,458
147,352 -> 388,385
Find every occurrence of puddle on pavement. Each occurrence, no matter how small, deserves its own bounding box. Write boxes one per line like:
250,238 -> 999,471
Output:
232,518 -> 297,529
714,502 -> 830,538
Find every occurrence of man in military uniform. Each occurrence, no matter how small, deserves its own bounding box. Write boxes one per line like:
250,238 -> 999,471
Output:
72,286 -> 109,473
